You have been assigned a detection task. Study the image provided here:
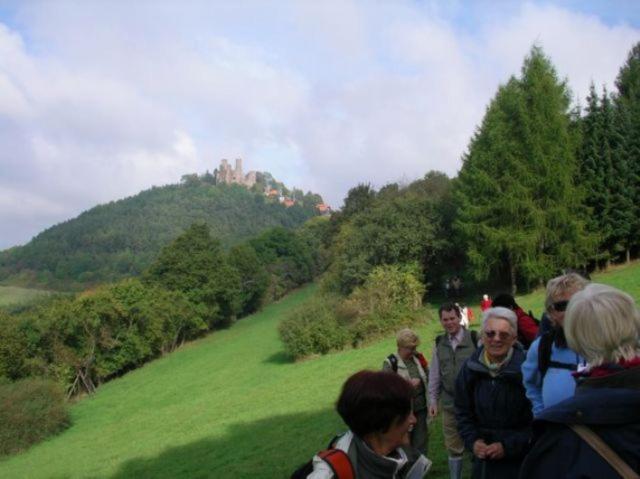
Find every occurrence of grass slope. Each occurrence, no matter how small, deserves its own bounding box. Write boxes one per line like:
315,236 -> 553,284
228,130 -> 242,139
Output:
1,263 -> 639,479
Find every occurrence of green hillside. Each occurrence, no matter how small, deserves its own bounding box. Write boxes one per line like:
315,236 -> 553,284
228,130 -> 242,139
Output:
0,182 -> 319,289
1,263 -> 638,479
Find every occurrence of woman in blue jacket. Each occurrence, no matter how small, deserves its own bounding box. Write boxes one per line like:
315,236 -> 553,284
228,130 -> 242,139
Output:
521,273 -> 589,416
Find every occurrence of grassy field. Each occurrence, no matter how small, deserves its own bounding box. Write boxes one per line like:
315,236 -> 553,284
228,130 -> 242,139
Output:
1,263 -> 639,478
0,285 -> 54,309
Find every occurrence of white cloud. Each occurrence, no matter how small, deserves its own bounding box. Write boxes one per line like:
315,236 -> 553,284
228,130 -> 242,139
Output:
0,1 -> 638,248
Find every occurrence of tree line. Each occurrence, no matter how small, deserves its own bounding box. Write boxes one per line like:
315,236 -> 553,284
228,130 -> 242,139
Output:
280,42 -> 640,357
0,220 -> 329,395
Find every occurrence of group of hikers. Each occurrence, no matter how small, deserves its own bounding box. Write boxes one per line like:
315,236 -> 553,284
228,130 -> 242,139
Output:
296,272 -> 640,478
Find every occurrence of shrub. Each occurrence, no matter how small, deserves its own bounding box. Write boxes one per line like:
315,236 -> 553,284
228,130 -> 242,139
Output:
279,265 -> 429,359
347,263 -> 425,315
278,295 -> 349,359
0,378 -> 71,456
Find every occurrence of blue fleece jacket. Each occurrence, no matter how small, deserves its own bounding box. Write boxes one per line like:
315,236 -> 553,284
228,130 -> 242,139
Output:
521,336 -> 584,417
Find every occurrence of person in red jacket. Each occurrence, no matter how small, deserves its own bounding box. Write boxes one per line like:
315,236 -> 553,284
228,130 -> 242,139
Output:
480,294 -> 492,312
492,293 -> 538,349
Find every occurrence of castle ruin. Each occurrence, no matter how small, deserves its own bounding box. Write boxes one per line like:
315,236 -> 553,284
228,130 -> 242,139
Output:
214,158 -> 257,188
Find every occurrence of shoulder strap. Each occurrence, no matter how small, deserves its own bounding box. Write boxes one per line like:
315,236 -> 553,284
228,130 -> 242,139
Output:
470,330 -> 479,349
538,331 -> 554,378
548,360 -> 577,371
317,449 -> 355,479
387,354 -> 398,373
569,424 -> 640,479
415,352 -> 428,370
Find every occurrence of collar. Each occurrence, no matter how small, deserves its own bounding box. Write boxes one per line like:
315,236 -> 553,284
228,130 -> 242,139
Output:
449,327 -> 465,343
581,357 -> 640,378
466,344 -> 524,378
354,434 -> 408,477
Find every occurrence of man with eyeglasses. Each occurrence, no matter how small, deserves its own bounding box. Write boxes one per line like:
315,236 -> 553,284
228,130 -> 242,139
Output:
521,273 -> 589,417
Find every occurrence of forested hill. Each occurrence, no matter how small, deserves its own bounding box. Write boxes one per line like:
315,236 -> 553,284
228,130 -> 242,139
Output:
0,182 -> 321,289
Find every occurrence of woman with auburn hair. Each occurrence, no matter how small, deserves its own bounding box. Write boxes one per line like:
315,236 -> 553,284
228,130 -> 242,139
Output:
303,370 -> 431,479
520,284 -> 640,478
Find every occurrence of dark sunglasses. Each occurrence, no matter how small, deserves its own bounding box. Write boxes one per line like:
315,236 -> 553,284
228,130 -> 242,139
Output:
483,330 -> 512,340
550,300 -> 569,312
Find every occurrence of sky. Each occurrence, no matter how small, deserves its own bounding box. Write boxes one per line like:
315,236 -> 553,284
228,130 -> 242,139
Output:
0,1 -> 638,249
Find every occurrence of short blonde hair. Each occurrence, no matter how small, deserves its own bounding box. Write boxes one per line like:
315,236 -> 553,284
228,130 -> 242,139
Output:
482,307 -> 518,334
396,328 -> 420,348
564,283 -> 640,367
545,273 -> 589,311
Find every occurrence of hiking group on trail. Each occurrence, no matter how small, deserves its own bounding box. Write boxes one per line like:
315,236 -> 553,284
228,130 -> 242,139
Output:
296,273 -> 640,479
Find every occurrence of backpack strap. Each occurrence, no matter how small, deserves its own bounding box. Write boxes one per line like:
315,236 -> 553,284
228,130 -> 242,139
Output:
538,330 -> 554,379
548,360 -> 577,371
317,449 -> 355,479
387,354 -> 398,373
569,424 -> 640,479
470,330 -> 479,349
415,352 -> 428,370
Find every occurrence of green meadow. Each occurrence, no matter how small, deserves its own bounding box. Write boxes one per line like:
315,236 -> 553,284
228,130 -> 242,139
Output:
1,263 -> 639,479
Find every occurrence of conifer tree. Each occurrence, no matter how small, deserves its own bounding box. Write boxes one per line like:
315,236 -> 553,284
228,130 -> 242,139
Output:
456,46 -> 594,293
613,42 -> 640,261
577,85 -> 616,265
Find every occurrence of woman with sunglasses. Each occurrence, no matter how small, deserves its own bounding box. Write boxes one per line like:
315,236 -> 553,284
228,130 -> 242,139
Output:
521,273 -> 589,417
454,307 -> 532,479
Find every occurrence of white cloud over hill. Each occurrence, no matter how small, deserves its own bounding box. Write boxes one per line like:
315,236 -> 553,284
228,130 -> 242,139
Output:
0,1 -> 638,248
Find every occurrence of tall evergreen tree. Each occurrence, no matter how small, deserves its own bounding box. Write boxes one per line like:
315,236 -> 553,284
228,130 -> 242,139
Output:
613,42 -> 640,261
577,85 -> 616,265
456,46 -> 594,293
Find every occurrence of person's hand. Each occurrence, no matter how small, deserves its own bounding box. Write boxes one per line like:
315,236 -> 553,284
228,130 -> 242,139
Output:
485,442 -> 505,459
410,378 -> 421,388
428,405 -> 438,417
473,439 -> 488,459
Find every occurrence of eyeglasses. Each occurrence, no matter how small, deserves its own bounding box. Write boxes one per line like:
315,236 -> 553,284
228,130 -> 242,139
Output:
549,300 -> 569,312
483,330 -> 512,340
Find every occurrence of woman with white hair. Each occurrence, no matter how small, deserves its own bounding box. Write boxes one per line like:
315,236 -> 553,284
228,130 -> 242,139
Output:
520,284 -> 640,478
454,307 -> 532,479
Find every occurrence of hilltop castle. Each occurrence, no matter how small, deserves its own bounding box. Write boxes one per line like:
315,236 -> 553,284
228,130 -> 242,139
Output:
213,158 -> 332,215
214,158 -> 257,188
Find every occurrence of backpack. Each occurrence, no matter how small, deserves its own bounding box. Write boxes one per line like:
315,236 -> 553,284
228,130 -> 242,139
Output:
290,440 -> 355,479
516,310 -> 540,350
537,329 -> 577,379
386,352 -> 429,373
